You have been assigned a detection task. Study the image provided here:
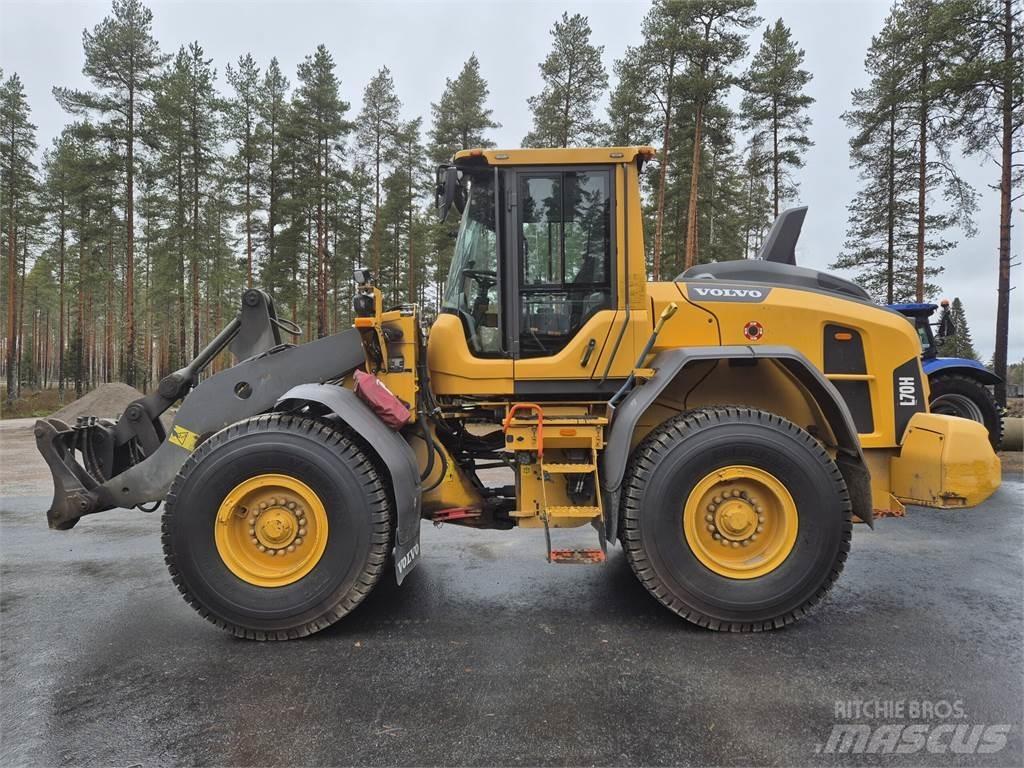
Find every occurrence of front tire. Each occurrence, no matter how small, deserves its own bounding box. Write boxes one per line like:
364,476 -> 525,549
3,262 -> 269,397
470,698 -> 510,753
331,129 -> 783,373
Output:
620,407 -> 852,631
929,373 -> 1003,449
162,414 -> 393,640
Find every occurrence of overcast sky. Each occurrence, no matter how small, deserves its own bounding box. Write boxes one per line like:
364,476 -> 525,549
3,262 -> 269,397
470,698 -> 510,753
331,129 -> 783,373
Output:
0,0 -> 1018,361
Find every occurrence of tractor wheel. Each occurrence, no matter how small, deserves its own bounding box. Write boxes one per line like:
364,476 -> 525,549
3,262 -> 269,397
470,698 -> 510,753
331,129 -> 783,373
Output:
162,414 -> 392,640
928,373 -> 1003,449
620,407 -> 851,631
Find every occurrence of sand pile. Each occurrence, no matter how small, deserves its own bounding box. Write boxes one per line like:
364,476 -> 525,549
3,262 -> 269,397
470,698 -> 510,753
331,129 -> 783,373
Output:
50,382 -> 145,422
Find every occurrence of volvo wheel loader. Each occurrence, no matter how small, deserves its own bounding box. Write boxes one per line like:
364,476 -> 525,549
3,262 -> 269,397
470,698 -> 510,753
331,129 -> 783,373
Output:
35,146 -> 1001,640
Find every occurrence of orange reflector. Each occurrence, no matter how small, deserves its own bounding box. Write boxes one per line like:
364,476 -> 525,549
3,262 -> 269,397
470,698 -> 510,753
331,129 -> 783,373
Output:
834,332 -> 853,341
354,318 -> 374,328
559,429 -> 576,436
469,148 -> 483,156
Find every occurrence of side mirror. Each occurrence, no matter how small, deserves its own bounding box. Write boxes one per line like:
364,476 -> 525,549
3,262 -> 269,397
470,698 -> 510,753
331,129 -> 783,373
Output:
436,166 -> 465,223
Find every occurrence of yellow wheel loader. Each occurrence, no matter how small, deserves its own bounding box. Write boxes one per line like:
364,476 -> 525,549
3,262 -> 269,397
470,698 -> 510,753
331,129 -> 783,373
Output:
35,146 -> 1001,640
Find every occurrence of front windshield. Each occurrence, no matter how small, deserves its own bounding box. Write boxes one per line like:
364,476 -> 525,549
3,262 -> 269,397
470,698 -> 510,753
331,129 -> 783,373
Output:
442,171 -> 501,354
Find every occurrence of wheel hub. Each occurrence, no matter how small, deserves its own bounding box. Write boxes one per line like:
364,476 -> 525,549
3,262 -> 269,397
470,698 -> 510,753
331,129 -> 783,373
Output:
215,474 -> 327,587
685,465 -> 799,579
248,498 -> 308,554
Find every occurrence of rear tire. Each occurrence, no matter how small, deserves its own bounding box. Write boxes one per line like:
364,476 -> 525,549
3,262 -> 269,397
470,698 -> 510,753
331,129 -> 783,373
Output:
162,414 -> 392,640
928,373 -> 1003,449
620,407 -> 851,631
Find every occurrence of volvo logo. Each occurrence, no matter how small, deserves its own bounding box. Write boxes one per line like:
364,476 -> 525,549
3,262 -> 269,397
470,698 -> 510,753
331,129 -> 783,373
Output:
687,284 -> 772,303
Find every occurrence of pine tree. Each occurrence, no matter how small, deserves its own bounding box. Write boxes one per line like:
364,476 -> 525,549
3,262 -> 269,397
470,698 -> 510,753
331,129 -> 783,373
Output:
1,72 -> 38,403
606,46 -> 655,147
428,54 -> 499,164
258,57 -> 289,294
621,1 -> 689,278
740,19 -> 814,217
894,0 -> 978,302
946,0 -> 1022,405
356,67 -> 400,280
41,132 -> 78,397
293,45 -> 350,337
523,12 -> 608,148
676,1 -> 759,269
225,53 -> 263,287
936,297 -> 980,360
833,5 -> 975,304
53,0 -> 165,387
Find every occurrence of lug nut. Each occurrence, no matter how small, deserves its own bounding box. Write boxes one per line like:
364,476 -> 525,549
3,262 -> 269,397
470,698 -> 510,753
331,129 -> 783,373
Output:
741,540 -> 750,547
298,527 -> 307,537
287,545 -> 296,553
731,541 -> 739,548
705,514 -> 714,523
287,501 -> 296,510
706,524 -> 715,532
295,537 -> 303,546
712,532 -> 721,540
296,509 -> 305,518
257,545 -> 267,552
756,525 -> 764,533
250,537 -> 259,545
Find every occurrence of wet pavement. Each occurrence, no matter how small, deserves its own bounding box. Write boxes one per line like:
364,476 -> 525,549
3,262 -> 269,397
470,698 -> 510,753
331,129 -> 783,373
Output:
1,480 -> 1022,767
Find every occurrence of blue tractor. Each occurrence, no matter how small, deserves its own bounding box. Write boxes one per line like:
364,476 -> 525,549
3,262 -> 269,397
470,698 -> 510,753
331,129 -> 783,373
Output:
890,301 -> 1003,449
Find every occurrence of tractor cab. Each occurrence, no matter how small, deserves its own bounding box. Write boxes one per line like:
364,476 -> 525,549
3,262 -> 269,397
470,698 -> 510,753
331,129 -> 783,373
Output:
890,302 -> 943,359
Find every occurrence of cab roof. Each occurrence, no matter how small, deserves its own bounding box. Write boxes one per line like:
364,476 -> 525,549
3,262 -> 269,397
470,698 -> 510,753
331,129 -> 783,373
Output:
889,302 -> 938,317
452,146 -> 656,166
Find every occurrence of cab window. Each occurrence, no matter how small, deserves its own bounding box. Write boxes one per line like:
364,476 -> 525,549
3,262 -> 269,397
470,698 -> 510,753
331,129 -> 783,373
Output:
441,172 -> 502,355
517,170 -> 612,358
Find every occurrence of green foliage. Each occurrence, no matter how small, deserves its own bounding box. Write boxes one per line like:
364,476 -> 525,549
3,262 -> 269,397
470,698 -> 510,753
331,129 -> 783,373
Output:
523,12 -> 608,147
2,0 -> 1016,403
2,71 -> 39,401
936,297 -> 980,360
740,19 -> 814,216
429,55 -> 499,164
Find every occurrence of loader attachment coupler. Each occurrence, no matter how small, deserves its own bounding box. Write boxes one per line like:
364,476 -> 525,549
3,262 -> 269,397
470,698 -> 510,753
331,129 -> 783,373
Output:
36,289 -> 366,530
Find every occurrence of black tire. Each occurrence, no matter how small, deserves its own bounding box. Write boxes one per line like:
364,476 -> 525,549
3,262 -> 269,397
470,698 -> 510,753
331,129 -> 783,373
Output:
162,414 -> 392,640
620,407 -> 852,632
929,373 -> 1003,450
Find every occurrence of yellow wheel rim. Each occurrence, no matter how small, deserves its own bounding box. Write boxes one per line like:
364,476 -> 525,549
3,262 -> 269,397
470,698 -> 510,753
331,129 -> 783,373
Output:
214,473 -> 329,588
683,465 -> 798,580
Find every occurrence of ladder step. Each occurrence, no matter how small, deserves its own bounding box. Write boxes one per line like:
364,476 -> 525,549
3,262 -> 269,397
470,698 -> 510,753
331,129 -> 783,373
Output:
543,463 -> 597,474
546,505 -> 602,518
550,548 -> 606,564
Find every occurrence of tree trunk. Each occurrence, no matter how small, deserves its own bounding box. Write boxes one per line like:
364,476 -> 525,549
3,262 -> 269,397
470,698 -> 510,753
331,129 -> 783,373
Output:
992,0 -> 1013,406
125,82 -> 136,387
915,60 -> 928,302
683,102 -> 704,270
886,104 -> 897,305
58,189 -> 66,399
652,57 -> 675,282
6,188 -> 16,404
772,94 -> 780,218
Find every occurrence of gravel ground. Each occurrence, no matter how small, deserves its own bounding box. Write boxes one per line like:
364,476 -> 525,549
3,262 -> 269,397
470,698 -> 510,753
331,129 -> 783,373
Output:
1,420 -> 1021,767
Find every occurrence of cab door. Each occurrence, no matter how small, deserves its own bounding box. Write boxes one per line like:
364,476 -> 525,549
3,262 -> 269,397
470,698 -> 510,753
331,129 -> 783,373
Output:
509,167 -> 625,394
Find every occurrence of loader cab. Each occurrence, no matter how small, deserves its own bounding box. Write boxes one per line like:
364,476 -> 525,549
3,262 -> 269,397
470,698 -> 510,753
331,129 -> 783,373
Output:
428,147 -> 655,397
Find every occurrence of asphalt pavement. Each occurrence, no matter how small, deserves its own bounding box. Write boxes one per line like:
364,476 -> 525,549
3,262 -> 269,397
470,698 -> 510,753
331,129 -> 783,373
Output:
1,476 -> 1022,766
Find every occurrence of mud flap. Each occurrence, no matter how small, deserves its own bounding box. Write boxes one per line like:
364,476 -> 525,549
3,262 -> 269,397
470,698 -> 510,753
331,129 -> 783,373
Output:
276,383 -> 423,585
